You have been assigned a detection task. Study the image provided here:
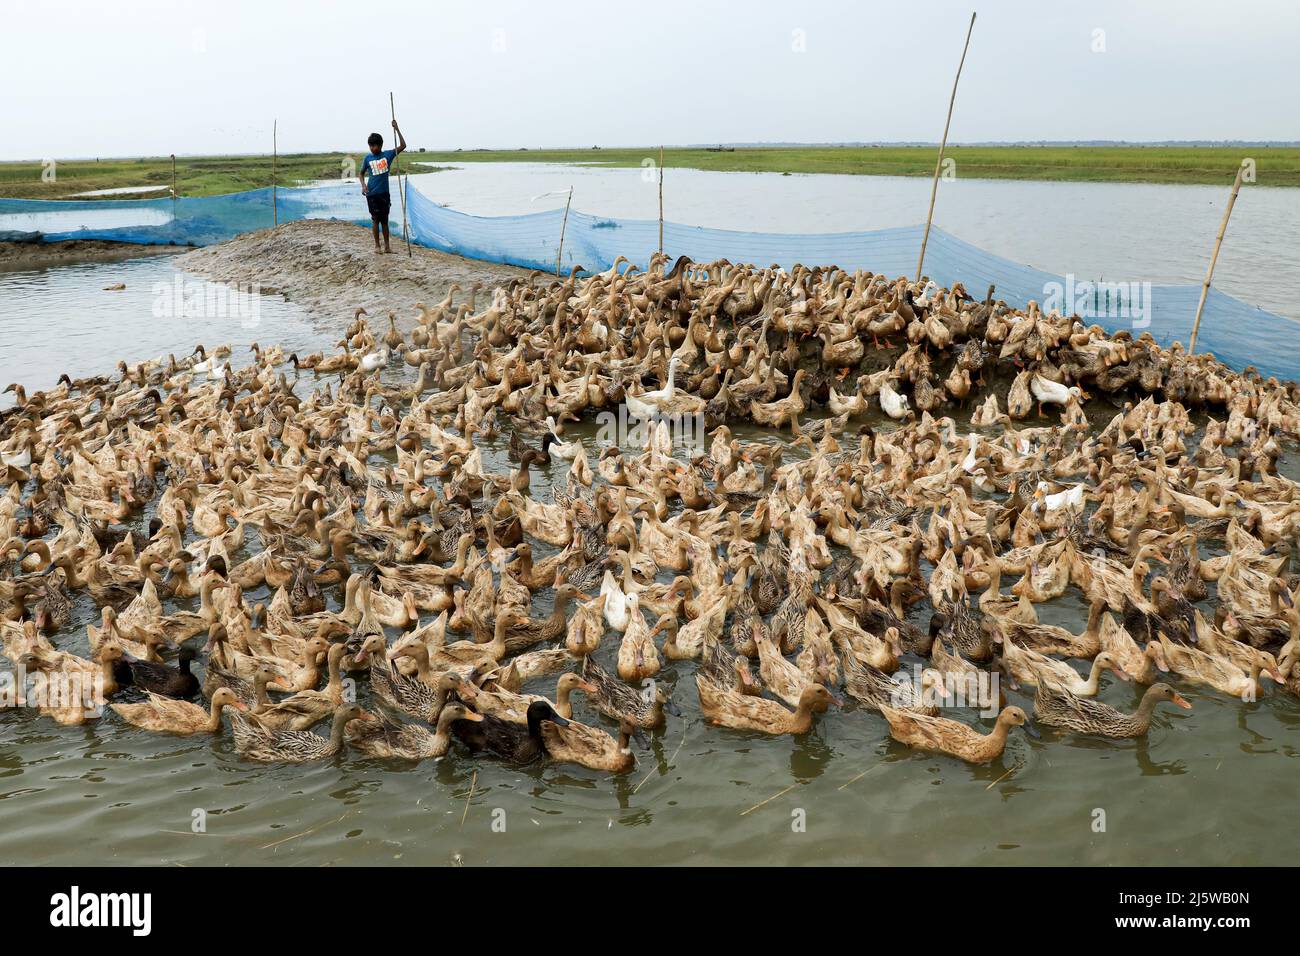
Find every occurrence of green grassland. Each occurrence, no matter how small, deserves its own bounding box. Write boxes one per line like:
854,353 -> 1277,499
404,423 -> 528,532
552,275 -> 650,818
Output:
0,153 -> 363,200
2,145 -> 1297,200
410,145 -> 1300,187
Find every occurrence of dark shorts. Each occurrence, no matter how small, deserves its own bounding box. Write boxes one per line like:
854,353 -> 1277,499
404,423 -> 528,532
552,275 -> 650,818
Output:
366,191 -> 391,223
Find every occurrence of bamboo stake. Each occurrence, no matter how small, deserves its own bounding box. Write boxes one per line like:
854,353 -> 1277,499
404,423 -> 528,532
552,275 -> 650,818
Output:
915,11 -> 976,282
556,185 -> 574,277
170,153 -> 177,202
272,120 -> 278,226
658,144 -> 665,256
390,92 -> 412,257
1188,163 -> 1246,355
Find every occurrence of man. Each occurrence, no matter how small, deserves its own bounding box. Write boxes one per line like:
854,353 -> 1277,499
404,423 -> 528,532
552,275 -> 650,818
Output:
359,119 -> 406,253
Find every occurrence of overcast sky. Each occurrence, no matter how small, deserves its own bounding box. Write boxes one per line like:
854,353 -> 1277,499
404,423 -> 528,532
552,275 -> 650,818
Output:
6,0 -> 1297,160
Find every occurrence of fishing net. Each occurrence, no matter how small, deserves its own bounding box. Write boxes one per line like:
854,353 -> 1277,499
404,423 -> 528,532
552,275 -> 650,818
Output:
1,183 -> 1291,381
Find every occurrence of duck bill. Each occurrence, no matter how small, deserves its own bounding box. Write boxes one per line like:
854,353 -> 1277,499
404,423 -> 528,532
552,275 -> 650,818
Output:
548,714 -> 571,727
460,710 -> 485,723
1171,693 -> 1193,710
663,698 -> 682,718
1112,665 -> 1133,683
1022,721 -> 1042,739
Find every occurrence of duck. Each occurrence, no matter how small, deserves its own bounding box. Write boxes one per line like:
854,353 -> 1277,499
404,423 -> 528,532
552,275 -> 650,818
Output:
1032,681 -> 1190,738
879,704 -> 1030,763
998,633 -> 1128,696
242,641 -> 352,731
1157,634 -> 1282,700
542,416 -> 583,460
600,568 -> 630,632
879,380 -> 912,420
842,651 -> 948,715
371,653 -> 477,723
111,687 -> 246,735
616,595 -> 662,681
358,347 -> 391,374
450,699 -> 570,764
581,657 -> 679,729
750,369 -> 807,429
347,703 -> 482,761
625,356 -> 705,418
1030,374 -> 1084,415
463,670 -> 596,723
232,703 -> 375,762
696,680 -> 837,735
114,645 -> 201,698
541,718 -> 642,773
1032,481 -> 1087,516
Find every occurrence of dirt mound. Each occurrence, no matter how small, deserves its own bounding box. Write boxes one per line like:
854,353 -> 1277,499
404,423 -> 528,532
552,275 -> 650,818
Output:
178,219 -> 533,329
0,239 -> 184,271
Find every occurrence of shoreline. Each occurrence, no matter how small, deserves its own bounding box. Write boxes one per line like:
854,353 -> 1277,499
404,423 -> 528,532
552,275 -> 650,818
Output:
176,219 -> 533,328
0,238 -> 187,271
4,145 -> 1299,196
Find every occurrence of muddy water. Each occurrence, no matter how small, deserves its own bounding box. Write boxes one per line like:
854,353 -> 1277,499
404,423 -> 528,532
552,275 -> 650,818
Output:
0,257 -> 326,402
2,257 -> 1299,866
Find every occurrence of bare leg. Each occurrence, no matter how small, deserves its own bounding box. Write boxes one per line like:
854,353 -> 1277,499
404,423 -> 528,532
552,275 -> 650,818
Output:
382,220 -> 392,254
371,220 -> 381,250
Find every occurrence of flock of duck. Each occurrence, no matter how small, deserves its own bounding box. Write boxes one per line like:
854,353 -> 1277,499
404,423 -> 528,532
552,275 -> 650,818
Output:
3,251 -> 1300,775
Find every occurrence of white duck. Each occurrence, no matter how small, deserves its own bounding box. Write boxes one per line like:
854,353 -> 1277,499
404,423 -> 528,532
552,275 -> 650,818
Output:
961,433 -> 981,474
827,379 -> 869,416
1030,374 -> 1083,413
961,433 -> 997,492
358,347 -> 390,374
625,356 -> 704,419
600,569 -> 630,632
1,437 -> 33,469
192,352 -> 221,374
879,380 -> 911,420
544,416 -> 582,461
1033,481 -> 1087,514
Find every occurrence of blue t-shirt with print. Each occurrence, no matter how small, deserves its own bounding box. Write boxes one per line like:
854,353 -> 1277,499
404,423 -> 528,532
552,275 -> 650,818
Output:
361,149 -> 397,195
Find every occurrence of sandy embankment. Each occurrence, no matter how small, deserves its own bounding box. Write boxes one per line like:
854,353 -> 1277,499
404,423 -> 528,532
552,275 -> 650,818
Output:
178,220 -> 533,330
